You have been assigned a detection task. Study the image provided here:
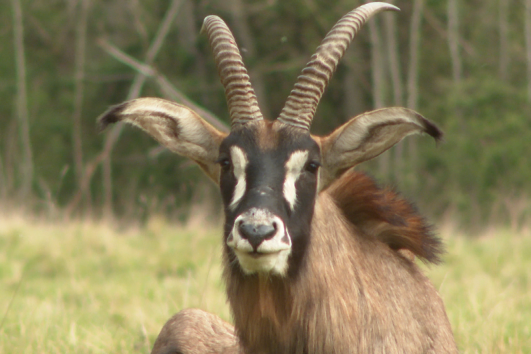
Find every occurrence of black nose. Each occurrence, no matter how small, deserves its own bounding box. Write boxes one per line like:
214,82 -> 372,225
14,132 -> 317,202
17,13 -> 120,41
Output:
238,222 -> 276,250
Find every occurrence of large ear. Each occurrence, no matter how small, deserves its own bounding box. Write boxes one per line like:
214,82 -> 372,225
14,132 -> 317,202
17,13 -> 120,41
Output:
318,107 -> 442,190
98,97 -> 228,183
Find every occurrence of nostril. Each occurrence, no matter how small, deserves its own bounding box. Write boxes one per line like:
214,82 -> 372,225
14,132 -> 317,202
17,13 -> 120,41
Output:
261,224 -> 276,240
238,222 -> 276,249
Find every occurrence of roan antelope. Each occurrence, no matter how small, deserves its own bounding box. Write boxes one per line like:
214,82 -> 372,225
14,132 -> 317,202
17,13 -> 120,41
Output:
98,3 -> 458,353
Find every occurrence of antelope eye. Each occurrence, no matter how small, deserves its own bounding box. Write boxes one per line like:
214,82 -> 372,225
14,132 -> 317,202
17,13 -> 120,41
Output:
305,161 -> 320,174
216,157 -> 231,171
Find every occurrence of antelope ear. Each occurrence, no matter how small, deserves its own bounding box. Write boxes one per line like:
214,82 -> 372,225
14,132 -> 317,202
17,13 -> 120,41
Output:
98,97 -> 228,183
318,107 -> 442,190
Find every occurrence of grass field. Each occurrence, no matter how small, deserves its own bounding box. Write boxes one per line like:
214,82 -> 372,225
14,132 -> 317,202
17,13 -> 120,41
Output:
0,214 -> 530,353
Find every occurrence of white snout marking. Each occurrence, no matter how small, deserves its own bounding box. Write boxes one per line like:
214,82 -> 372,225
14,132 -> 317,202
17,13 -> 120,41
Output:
229,146 -> 248,210
227,208 -> 292,276
283,150 -> 309,210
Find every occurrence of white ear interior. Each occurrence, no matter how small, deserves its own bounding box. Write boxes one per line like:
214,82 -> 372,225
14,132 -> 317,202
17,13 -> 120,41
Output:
98,97 -> 227,182
318,107 -> 442,190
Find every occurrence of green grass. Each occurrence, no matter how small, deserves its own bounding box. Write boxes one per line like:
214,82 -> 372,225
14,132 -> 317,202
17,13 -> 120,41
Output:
0,216 -> 229,353
0,215 -> 530,353
425,228 -> 531,353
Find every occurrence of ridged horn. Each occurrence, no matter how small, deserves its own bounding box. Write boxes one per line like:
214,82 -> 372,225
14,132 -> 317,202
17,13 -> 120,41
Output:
201,16 -> 263,128
277,2 -> 399,131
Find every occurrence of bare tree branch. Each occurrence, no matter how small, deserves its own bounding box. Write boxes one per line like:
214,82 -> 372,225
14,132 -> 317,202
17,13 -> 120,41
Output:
100,0 -> 183,217
96,39 -> 228,132
65,153 -> 105,217
67,38 -> 230,215
69,0 -> 227,216
155,75 -> 229,132
96,38 -> 156,75
126,0 -> 149,48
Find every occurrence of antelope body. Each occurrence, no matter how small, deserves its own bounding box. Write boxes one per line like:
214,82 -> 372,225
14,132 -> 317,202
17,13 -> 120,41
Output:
98,3 -> 458,353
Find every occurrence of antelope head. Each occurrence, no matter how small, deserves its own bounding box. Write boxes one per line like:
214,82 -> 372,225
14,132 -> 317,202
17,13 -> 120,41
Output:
98,2 -> 442,277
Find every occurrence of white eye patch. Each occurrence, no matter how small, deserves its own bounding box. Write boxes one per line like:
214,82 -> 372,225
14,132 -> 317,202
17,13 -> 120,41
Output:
283,150 -> 309,210
229,146 -> 249,210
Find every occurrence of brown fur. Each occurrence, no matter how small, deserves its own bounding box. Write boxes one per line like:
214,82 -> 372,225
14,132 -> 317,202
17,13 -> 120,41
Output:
151,171 -> 457,354
328,170 -> 444,264
224,184 -> 457,353
256,120 -> 280,150
151,308 -> 239,354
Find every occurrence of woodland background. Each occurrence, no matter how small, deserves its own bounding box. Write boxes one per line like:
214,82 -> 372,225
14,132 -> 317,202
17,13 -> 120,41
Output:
1,0 -> 530,231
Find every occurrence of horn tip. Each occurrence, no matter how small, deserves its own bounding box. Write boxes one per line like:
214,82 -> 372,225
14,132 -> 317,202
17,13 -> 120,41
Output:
388,4 -> 400,12
199,15 -> 214,34
201,15 -> 217,34
365,2 -> 400,12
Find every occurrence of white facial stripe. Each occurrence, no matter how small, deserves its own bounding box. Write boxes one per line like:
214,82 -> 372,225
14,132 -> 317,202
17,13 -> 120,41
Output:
229,146 -> 248,210
283,150 -> 309,210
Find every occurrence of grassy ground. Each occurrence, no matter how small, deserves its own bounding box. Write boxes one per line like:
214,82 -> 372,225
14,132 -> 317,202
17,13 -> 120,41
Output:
0,215 -> 530,353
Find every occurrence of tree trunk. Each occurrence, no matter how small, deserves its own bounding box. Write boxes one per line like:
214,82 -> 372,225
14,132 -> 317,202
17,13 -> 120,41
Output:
406,0 -> 424,187
384,6 -> 404,183
11,0 -> 34,202
342,59 -> 363,122
72,0 -> 91,214
447,0 -> 462,85
368,16 -> 389,178
498,0 -> 509,81
525,0 -> 531,101
384,11 -> 403,106
3,120 -> 18,199
0,154 -> 5,201
407,0 -> 424,111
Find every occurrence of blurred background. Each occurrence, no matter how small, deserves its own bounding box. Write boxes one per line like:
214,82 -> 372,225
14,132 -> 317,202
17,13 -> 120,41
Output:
1,1 -> 531,352
1,0 -> 530,231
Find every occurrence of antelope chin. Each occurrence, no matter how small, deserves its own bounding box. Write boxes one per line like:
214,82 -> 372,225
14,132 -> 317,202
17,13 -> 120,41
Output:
233,248 -> 291,275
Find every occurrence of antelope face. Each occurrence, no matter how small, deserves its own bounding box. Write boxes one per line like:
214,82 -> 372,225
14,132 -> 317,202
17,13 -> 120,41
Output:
219,122 -> 320,276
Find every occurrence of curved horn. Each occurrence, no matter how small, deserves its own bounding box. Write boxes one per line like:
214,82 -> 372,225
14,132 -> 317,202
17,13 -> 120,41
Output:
202,16 -> 263,128
277,2 -> 399,131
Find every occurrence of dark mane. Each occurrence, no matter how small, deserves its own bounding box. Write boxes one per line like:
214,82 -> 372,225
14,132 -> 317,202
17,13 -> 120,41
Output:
327,170 -> 444,264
